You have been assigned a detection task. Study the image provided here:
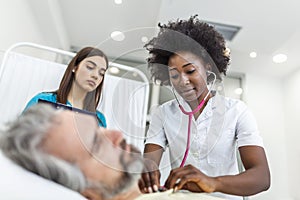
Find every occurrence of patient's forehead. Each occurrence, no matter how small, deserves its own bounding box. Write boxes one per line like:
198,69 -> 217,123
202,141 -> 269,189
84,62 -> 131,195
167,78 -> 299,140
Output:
56,110 -> 98,139
56,110 -> 98,128
43,110 -> 98,158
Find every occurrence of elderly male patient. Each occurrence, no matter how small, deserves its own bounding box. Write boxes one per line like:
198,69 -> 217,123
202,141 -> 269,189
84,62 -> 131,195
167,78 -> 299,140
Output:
0,104 -> 143,200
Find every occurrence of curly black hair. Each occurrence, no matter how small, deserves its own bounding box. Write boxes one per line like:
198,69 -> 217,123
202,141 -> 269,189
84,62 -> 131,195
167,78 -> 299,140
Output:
144,15 -> 230,85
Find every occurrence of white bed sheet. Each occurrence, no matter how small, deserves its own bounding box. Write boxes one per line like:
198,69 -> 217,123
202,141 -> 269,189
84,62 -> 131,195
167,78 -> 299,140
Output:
0,151 -> 86,200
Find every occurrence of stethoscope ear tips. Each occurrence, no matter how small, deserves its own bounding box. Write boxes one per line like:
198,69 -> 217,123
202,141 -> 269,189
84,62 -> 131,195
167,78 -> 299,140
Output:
206,70 -> 214,76
206,71 -> 210,77
206,71 -> 216,83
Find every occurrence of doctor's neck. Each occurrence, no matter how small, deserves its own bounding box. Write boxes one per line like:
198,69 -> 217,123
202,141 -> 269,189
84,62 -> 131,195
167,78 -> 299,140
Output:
188,91 -> 212,118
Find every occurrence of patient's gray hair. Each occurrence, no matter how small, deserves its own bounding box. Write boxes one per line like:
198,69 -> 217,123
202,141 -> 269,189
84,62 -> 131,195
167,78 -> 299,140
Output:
0,104 -> 87,192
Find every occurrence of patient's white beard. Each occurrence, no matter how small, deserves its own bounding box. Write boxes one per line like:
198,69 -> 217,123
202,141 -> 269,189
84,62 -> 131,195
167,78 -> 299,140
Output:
86,150 -> 143,199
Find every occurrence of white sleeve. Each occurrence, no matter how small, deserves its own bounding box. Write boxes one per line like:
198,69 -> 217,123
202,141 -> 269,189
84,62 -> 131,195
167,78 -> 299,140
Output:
236,103 -> 264,148
145,106 -> 168,150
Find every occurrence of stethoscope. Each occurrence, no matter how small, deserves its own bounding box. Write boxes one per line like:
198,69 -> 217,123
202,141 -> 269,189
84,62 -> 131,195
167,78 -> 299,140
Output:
171,71 -> 216,167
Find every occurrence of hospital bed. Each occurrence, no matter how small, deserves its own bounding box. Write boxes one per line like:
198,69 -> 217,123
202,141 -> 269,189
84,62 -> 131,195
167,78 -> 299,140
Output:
0,42 -> 149,199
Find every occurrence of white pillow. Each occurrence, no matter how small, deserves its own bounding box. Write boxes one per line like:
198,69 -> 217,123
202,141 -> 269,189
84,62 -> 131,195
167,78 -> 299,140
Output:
0,151 -> 87,200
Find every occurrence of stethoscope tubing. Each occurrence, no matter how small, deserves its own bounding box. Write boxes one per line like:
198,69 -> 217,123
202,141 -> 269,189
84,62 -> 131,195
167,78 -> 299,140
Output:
172,71 -> 216,167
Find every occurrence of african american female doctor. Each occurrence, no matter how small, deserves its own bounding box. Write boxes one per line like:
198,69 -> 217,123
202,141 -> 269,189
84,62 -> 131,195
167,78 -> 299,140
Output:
139,16 -> 270,200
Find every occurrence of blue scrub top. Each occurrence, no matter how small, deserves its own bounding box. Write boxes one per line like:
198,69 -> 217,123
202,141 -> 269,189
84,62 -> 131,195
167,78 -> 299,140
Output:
24,92 -> 107,127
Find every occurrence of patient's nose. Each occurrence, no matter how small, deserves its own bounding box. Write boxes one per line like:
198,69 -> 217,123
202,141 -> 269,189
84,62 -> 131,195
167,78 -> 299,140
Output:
102,128 -> 124,147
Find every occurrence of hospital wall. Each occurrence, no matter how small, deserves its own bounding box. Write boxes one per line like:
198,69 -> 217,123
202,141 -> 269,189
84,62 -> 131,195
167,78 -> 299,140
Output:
243,73 -> 292,200
0,0 -> 44,51
0,1 -> 297,199
283,68 -> 300,200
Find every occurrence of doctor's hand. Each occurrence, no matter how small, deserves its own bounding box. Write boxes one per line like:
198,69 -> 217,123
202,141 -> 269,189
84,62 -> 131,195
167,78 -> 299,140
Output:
164,164 -> 217,193
138,159 -> 162,193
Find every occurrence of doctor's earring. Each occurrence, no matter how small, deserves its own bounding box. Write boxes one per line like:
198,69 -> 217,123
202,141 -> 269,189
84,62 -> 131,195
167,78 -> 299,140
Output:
72,69 -> 75,73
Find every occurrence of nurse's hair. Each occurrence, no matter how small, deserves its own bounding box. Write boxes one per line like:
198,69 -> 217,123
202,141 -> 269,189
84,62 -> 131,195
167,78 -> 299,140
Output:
0,104 -> 87,192
144,15 -> 230,85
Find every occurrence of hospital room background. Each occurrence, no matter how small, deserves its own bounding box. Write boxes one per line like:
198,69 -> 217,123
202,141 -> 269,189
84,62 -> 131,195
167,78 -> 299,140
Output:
0,0 -> 299,200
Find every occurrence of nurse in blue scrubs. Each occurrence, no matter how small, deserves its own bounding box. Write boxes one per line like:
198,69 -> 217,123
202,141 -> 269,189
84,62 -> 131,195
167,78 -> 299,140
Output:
24,47 -> 108,127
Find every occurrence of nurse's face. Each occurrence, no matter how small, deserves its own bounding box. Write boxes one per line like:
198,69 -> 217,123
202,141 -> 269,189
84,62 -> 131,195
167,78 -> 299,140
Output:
74,56 -> 107,93
43,110 -> 143,199
168,51 -> 210,102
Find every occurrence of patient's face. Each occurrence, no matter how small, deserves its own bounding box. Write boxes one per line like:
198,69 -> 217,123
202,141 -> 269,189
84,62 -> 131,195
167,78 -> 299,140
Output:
43,111 -> 143,199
